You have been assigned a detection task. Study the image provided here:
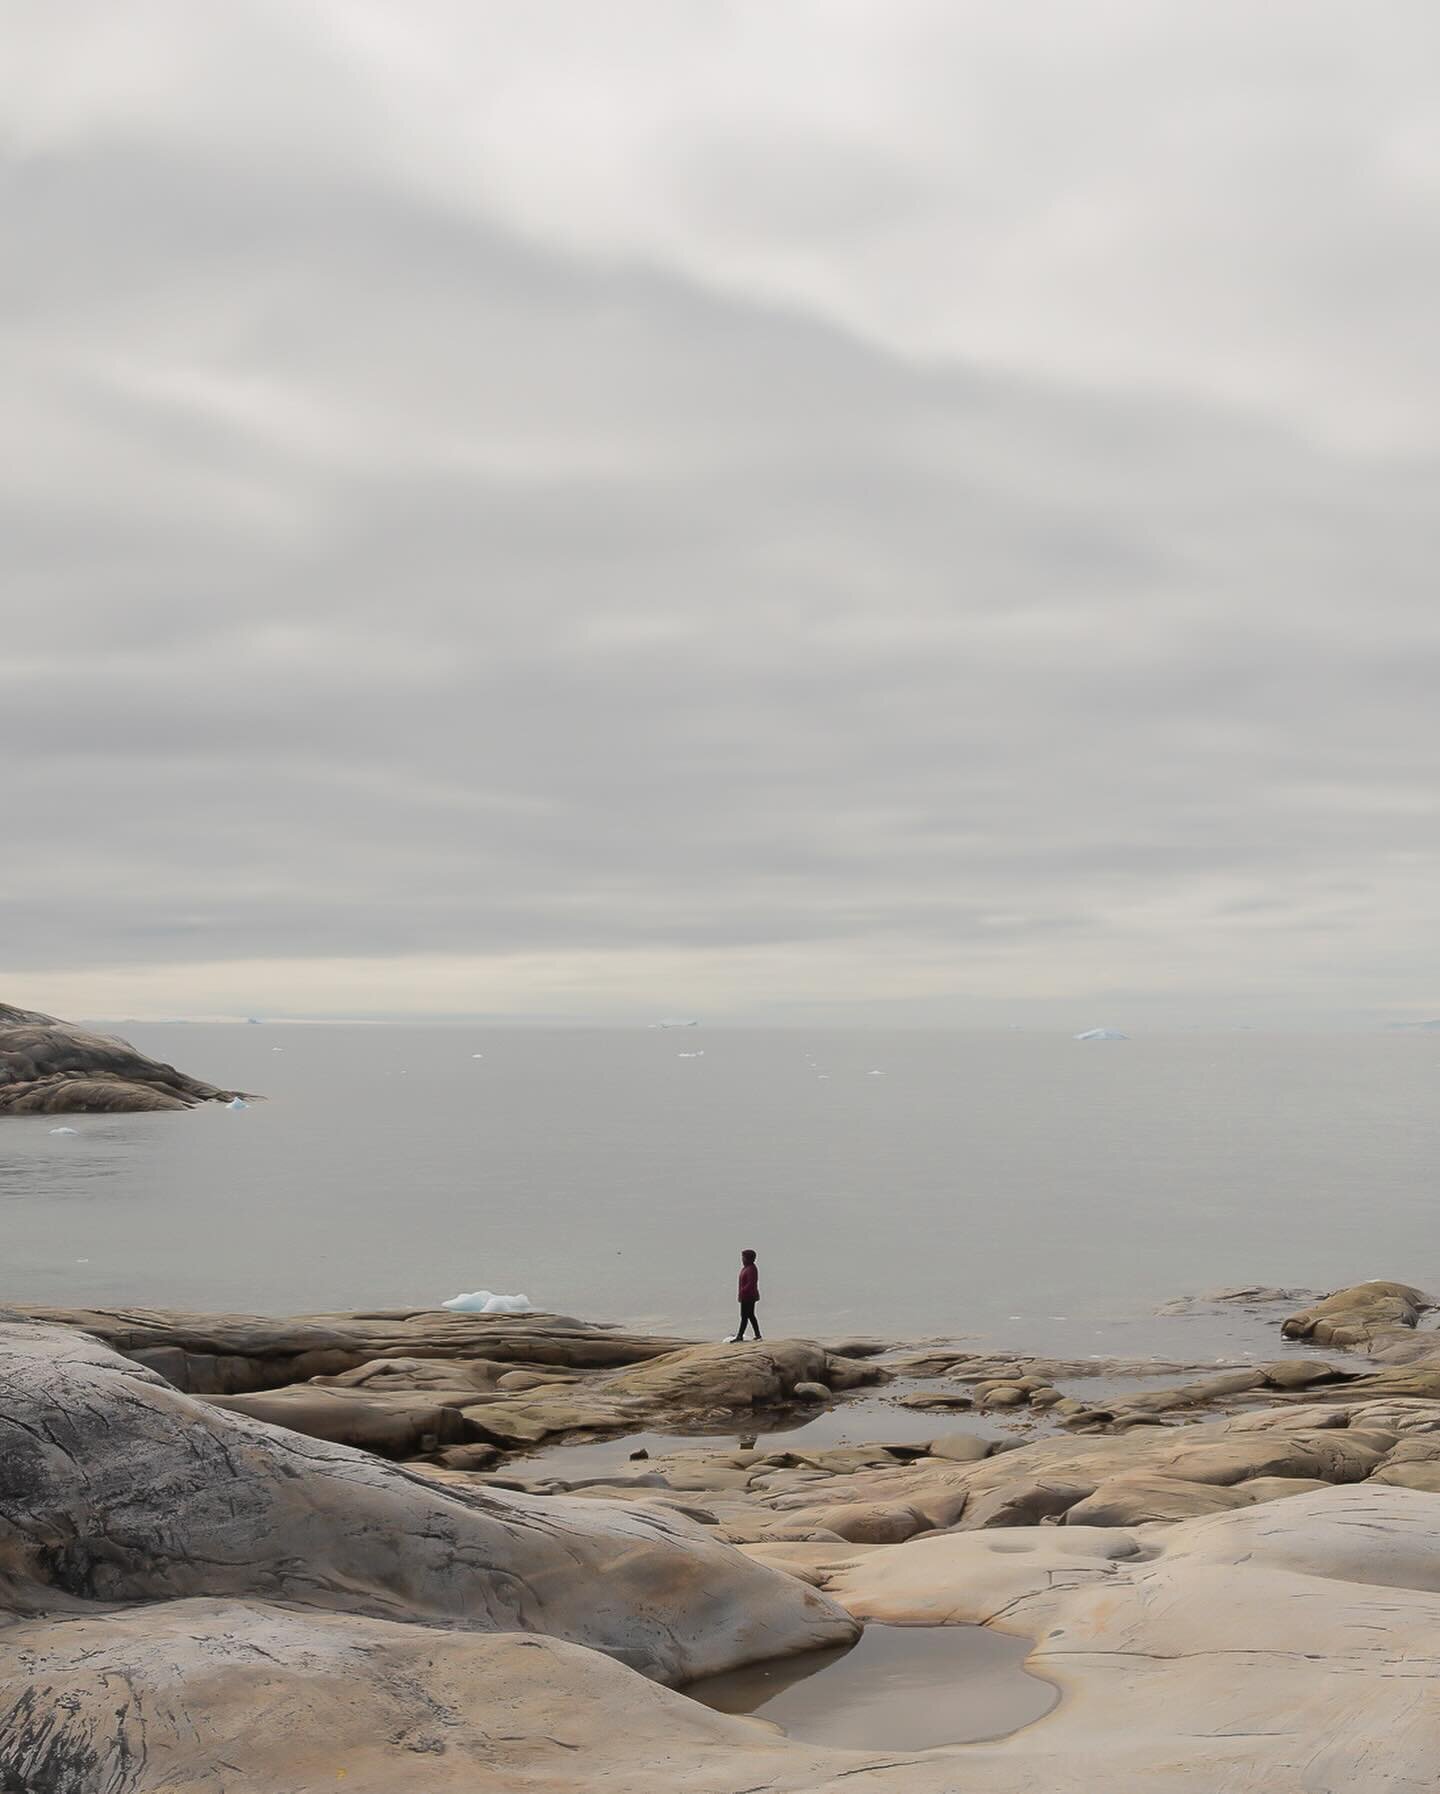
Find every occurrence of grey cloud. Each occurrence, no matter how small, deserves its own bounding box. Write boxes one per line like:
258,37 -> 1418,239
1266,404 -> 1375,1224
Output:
2,7 -> 1437,1017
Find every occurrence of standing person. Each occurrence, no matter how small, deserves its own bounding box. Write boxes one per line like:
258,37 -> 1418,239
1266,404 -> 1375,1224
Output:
732,1249 -> 762,1342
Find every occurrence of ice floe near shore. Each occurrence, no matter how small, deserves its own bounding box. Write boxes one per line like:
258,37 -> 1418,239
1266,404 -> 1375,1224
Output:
442,1289 -> 535,1314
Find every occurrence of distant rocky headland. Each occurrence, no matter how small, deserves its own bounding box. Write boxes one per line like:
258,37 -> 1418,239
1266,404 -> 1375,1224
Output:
2,1279 -> 1440,1789
0,1002 -> 245,1113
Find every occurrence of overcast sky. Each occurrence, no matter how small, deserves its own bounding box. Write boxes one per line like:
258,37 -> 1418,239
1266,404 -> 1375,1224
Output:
4,2 -> 1437,1025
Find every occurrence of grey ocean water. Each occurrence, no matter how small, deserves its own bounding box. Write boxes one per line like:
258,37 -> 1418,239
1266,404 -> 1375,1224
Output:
3,1025 -> 1436,1356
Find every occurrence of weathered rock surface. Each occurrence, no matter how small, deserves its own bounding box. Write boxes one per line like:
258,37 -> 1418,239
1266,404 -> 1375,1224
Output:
0,1324 -> 854,1691
1282,1279 -> 1432,1348
791,1487 -> 1440,1791
0,1002 -> 244,1113
7,1304 -> 690,1393
1054,1359 -> 1357,1431
9,1417 -> 1440,1792
1156,1283 -> 1318,1314
4,1605 -> 857,1794
714,1397 -> 1422,1542
3,1303 -> 887,1460
7,1279 -> 1440,1790
886,1346 -> 1230,1381
457,1339 -> 888,1447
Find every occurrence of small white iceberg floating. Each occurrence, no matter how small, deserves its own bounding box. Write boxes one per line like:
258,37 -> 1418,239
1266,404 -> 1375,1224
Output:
442,1290 -> 535,1315
227,1097 -> 249,1110
677,1050 -> 705,1058
1074,1027 -> 1128,1041
49,1126 -> 79,1136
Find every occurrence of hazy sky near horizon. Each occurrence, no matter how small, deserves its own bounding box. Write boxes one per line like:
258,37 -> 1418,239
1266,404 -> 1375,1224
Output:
4,1 -> 1438,1024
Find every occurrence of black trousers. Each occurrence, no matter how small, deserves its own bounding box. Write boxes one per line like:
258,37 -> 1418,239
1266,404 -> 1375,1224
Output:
733,1300 -> 761,1340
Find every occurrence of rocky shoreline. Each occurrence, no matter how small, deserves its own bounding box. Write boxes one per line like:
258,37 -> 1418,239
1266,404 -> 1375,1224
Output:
2,1279 -> 1439,1789
0,1004 -> 246,1113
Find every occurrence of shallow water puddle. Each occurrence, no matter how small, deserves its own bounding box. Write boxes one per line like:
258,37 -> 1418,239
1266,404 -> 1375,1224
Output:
684,1622 -> 1058,1751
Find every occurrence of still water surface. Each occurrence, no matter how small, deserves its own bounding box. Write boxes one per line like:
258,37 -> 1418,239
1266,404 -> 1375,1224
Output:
2,1026 -> 1435,1352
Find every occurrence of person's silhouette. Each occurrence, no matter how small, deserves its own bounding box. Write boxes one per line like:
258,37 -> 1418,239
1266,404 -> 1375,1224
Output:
731,1248 -> 762,1341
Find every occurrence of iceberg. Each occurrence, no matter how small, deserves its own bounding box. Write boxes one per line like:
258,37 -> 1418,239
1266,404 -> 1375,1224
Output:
227,1097 -> 249,1110
48,1126 -> 79,1136
442,1290 -> 535,1315
1074,1027 -> 1128,1041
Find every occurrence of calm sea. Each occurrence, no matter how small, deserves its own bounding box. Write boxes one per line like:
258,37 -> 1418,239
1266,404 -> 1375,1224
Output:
2,1026 -> 1435,1357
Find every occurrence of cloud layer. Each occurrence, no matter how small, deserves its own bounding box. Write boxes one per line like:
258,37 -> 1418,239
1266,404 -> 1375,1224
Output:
4,2 -> 1438,1021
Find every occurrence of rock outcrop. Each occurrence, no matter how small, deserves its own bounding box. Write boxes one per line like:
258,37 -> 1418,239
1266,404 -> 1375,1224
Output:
5,1314 -> 1440,1793
6,1304 -> 691,1393
0,1003 -> 244,1113
3,1306 -> 887,1454
1281,1279 -> 1431,1348
0,1324 -> 854,1675
794,1486 -> 1440,1791
781,1397 -> 1416,1533
230,1338 -> 886,1452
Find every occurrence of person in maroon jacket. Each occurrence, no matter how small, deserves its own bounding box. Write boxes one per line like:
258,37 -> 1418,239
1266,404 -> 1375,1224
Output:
731,1249 -> 762,1342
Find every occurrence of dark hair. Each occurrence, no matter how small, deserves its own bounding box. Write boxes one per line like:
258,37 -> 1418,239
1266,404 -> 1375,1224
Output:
741,1249 -> 757,1263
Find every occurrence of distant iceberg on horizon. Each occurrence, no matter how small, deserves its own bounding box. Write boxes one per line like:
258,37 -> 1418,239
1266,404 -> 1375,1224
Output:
1074,1027 -> 1128,1041
653,1018 -> 700,1029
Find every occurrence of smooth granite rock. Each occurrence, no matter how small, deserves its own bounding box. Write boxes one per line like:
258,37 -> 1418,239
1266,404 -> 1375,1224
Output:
1281,1280 -> 1432,1349
8,1474 -> 1440,1791
0,1323 -> 856,1690
8,1304 -> 690,1393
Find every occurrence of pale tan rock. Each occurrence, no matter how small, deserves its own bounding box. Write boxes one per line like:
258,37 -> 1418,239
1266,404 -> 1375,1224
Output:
752,1399 -> 1429,1541
0,1604 -> 865,1794
315,1354 -> 504,1391
928,1431 -> 993,1463
208,1385 -> 472,1456
0,1324 -> 856,1691
758,1444 -> 901,1475
1145,1428 -> 1386,1487
457,1339 -> 880,1447
1064,1473 -> 1255,1526
808,1501 -> 929,1544
958,1477 -> 1095,1529
7,1304 -> 693,1408
1369,1461 -> 1440,1491
1258,1357 -> 1350,1389
1281,1279 -> 1431,1348
1232,1475 -> 1332,1501
8,1309 -> 1440,1791
1380,1435 -> 1440,1463
495,1369 -> 566,1391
